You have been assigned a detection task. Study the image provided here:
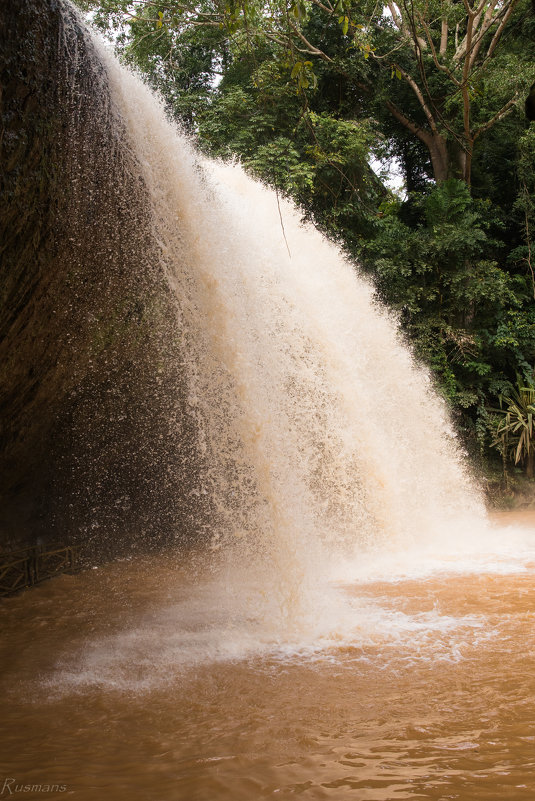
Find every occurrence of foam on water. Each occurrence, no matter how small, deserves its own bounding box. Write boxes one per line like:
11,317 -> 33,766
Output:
46,519 -> 535,693
329,521 -> 535,583
47,580 -> 499,693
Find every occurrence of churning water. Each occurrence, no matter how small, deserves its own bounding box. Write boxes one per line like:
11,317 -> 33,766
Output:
2,17 -> 535,801
2,512 -> 535,800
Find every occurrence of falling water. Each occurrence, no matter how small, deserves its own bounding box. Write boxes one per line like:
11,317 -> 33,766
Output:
4,13 -> 535,799
89,35 -> 487,633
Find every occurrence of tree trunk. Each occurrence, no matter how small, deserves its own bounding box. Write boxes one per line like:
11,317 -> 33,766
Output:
456,142 -> 473,186
451,143 -> 467,182
527,450 -> 534,480
429,135 -> 473,186
428,135 -> 449,183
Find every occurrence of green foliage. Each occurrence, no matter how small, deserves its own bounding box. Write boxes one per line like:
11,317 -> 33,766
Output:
489,378 -> 535,477
360,180 -> 533,424
196,56 -> 381,241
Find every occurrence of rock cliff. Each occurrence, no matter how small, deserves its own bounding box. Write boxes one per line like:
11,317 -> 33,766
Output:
0,0 -> 203,555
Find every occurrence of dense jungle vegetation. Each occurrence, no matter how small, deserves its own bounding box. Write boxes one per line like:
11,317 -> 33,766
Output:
78,0 -> 535,484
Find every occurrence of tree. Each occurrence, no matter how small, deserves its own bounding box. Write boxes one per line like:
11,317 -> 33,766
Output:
348,0 -> 531,184
77,0 -> 535,186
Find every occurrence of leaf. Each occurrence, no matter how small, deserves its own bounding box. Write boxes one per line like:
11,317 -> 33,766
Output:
291,1 -> 307,20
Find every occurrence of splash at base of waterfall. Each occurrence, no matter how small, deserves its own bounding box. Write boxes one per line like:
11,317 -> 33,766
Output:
22,514 -> 535,691
2,512 -> 535,801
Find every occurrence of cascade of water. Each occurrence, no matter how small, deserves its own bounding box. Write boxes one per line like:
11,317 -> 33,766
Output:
90,33 -> 485,628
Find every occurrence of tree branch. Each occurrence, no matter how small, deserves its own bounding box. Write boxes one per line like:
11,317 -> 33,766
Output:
468,0 -> 499,68
393,62 -> 440,135
309,0 -> 335,16
416,10 -> 459,85
398,0 -> 428,52
473,93 -> 519,141
440,16 -> 448,56
288,19 -> 334,62
486,0 -> 518,60
385,99 -> 434,147
386,1 -> 407,35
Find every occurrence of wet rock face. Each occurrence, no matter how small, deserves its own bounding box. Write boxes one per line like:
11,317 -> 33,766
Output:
0,0 -> 203,554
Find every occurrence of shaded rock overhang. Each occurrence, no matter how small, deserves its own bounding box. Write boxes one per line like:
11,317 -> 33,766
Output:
0,0 -> 204,556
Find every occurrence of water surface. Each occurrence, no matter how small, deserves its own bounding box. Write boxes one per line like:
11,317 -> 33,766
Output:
2,512 -> 535,800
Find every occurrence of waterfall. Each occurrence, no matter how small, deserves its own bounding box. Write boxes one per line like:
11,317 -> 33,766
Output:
84,30 -> 485,626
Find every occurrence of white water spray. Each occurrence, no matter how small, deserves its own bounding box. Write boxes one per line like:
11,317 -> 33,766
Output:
93,37 -> 485,631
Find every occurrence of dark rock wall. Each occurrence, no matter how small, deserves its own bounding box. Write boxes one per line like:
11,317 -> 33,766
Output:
0,0 -> 204,555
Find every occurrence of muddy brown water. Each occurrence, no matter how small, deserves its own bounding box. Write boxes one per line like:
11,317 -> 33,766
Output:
2,511 -> 535,801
